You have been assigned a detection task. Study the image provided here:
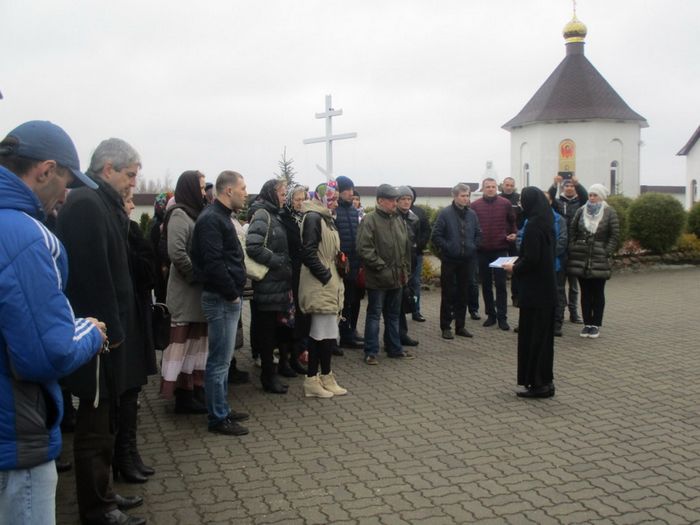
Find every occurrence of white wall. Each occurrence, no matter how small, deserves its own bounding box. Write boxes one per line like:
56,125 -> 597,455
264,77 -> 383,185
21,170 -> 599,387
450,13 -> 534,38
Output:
686,145 -> 700,210
509,120 -> 642,196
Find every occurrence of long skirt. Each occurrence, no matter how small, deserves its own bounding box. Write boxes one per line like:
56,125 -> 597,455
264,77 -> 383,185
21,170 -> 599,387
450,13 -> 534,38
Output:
517,306 -> 554,387
160,322 -> 208,399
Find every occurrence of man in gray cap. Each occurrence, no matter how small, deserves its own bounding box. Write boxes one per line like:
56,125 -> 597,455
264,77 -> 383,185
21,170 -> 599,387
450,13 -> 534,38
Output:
396,186 -> 420,347
0,121 -> 106,524
356,184 -> 412,364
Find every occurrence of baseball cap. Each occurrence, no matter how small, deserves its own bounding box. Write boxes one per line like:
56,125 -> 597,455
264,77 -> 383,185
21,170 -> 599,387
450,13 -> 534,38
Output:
2,121 -> 97,189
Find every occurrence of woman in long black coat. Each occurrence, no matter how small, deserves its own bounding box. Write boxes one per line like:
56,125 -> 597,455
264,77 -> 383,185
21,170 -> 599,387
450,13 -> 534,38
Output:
504,187 -> 557,398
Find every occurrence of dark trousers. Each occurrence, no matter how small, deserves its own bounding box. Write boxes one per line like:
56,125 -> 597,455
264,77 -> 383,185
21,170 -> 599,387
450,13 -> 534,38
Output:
507,245 -> 519,305
74,398 -> 117,523
468,262 -> 479,314
439,259 -> 474,330
339,277 -> 363,341
554,271 -> 567,326
251,306 -> 291,377
578,278 -> 607,326
478,250 -> 509,321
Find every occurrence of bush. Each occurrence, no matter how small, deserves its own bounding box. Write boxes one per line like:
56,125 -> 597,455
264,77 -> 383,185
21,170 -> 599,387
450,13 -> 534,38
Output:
688,202 -> 700,237
420,256 -> 439,284
677,233 -> 700,254
628,193 -> 686,253
607,194 -> 633,246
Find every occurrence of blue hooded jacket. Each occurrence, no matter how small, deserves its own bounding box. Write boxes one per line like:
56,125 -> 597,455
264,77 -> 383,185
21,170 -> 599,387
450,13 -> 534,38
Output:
0,166 -> 102,470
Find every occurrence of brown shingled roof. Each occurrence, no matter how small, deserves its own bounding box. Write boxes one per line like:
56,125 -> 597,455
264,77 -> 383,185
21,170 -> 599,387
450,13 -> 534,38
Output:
677,126 -> 700,156
503,43 -> 647,130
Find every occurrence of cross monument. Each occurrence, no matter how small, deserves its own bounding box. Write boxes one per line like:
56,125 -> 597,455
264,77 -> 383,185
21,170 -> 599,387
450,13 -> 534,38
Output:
303,94 -> 357,178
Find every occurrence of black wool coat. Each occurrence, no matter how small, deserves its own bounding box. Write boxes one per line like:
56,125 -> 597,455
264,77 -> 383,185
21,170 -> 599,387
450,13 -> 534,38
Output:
246,200 -> 292,311
513,219 -> 557,309
57,180 -> 149,400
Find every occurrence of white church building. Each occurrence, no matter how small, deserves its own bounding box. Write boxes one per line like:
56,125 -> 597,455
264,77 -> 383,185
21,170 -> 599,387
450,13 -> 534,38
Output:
677,126 -> 700,209
503,14 -> 647,196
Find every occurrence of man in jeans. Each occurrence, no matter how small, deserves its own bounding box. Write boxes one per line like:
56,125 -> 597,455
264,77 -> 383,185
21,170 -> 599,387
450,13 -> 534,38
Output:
191,171 -> 249,436
0,121 -> 106,525
471,178 -> 517,331
357,184 -> 412,364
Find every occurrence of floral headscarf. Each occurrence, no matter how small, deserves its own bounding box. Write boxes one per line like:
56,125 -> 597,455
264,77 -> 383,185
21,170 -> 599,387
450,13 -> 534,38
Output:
153,191 -> 172,221
285,184 -> 308,226
312,180 -> 338,210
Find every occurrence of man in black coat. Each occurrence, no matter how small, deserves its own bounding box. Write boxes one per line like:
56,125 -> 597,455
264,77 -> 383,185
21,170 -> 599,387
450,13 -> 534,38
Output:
335,175 -> 364,349
57,138 -> 147,525
408,186 -> 430,322
191,170 -> 250,436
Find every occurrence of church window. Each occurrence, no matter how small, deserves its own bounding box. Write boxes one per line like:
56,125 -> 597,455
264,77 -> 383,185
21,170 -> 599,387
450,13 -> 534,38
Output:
692,179 -> 698,203
610,161 -> 620,195
523,163 -> 530,186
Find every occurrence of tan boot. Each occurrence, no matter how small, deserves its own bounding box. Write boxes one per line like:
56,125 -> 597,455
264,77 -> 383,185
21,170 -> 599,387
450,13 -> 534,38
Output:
319,372 -> 348,396
303,376 -> 333,398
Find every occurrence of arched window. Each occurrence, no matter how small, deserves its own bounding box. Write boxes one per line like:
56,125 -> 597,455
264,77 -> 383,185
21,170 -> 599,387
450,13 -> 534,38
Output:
523,163 -> 530,187
610,161 -> 619,195
693,179 -> 698,203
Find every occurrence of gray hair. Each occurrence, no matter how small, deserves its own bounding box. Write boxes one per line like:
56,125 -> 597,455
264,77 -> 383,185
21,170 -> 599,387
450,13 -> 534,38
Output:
87,138 -> 141,177
215,170 -> 243,194
452,183 -> 471,197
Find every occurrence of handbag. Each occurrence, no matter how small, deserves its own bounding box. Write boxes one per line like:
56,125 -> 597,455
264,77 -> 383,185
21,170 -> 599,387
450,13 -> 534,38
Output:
243,210 -> 271,281
401,286 -> 416,314
151,302 -> 171,350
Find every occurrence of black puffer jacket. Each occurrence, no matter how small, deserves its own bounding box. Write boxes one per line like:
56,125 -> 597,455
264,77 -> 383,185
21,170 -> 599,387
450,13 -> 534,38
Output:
567,205 -> 620,280
246,200 -> 292,310
335,198 -> 360,278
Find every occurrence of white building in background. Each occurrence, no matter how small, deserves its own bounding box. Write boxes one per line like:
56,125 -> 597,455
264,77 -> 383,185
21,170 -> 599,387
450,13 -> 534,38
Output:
677,126 -> 700,210
502,14 -> 647,196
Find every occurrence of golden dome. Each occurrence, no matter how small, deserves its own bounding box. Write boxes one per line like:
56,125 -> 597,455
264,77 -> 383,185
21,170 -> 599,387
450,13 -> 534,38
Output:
563,16 -> 587,43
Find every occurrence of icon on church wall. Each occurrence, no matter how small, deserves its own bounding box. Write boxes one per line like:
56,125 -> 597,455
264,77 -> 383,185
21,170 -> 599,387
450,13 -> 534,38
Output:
559,139 -> 576,174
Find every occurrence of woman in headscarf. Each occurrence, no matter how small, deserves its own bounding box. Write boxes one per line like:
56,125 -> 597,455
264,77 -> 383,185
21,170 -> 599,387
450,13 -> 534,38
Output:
149,191 -> 173,303
503,187 -> 556,398
246,178 -> 293,393
567,183 -> 620,339
299,181 -> 348,398
160,171 -> 209,413
278,183 -> 310,377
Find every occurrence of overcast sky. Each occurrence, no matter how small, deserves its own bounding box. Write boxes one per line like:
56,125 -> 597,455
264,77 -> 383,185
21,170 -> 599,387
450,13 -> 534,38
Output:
2,0 -> 698,192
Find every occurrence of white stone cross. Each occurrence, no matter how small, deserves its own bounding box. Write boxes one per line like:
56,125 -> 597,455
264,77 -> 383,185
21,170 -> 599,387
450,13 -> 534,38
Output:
303,94 -> 357,178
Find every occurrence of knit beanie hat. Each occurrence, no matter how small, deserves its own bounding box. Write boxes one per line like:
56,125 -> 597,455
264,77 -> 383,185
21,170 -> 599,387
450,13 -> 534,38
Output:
397,185 -> 412,198
335,175 -> 354,193
587,183 -> 609,200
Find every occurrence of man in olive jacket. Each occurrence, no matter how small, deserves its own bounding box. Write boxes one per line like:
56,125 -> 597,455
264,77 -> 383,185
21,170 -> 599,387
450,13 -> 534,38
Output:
356,184 -> 412,364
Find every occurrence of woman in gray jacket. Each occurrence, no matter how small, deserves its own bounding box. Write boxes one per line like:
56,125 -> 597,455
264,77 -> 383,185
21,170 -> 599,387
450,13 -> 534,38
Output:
566,184 -> 620,339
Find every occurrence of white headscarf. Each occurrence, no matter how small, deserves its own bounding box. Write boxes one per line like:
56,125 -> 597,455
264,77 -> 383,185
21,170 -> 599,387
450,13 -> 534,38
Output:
582,184 -> 609,234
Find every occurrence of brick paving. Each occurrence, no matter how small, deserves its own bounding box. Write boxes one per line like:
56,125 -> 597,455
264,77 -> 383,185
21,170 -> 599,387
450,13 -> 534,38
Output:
57,267 -> 700,524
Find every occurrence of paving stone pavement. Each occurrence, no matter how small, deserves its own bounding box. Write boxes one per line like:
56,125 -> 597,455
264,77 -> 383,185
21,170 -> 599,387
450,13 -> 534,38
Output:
57,267 -> 700,524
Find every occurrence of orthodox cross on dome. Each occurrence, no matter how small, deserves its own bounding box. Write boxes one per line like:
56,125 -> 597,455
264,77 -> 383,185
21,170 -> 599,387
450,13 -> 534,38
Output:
303,94 -> 357,178
573,0 -> 577,17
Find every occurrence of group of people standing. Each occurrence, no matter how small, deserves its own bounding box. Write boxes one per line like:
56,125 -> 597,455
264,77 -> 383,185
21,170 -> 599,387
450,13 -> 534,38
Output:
0,119 -> 621,525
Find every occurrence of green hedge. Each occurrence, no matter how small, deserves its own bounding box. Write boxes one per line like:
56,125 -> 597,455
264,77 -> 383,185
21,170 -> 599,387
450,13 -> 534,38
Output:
628,193 -> 686,253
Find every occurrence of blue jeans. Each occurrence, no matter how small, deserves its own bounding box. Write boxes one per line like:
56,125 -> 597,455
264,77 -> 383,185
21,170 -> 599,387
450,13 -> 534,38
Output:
201,291 -> 241,426
0,460 -> 57,525
409,254 -> 423,315
364,288 -> 402,356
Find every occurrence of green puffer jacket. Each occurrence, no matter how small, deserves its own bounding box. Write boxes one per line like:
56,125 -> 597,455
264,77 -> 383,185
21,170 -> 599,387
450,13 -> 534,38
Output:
298,201 -> 345,315
356,207 -> 410,290
567,205 -> 620,280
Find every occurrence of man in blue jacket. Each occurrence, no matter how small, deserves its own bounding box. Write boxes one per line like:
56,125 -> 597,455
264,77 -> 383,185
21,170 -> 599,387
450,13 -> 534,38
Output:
0,121 -> 106,524
431,183 -> 482,340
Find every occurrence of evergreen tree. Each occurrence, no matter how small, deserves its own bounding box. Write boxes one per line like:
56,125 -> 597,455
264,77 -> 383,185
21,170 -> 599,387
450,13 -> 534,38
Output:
275,147 -> 296,186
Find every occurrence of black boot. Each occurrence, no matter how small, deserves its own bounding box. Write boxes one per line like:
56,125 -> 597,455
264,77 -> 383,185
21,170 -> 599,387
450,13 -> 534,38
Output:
289,340 -> 308,375
114,399 -> 148,484
277,343 -> 297,378
260,366 -> 288,394
193,385 -> 206,405
174,388 -> 208,415
129,433 -> 155,477
228,357 -> 250,384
